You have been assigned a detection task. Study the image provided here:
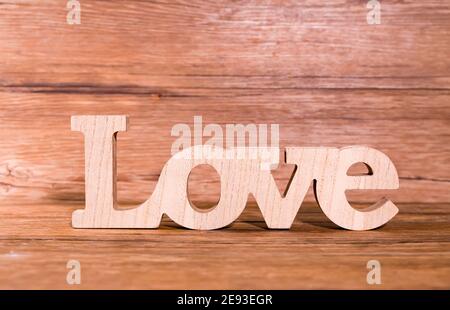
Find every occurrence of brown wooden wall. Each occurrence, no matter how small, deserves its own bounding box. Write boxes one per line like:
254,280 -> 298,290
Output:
1,0 -> 449,205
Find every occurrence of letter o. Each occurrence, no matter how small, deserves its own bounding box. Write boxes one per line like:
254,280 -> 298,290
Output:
161,145 -> 253,230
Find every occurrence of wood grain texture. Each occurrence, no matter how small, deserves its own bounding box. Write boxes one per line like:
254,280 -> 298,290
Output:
1,0 -> 450,88
0,90 -> 449,205
0,202 -> 448,289
0,0 -> 449,289
0,1 -> 449,205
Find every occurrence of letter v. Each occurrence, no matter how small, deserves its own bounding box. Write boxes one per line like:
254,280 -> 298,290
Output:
251,147 -> 339,229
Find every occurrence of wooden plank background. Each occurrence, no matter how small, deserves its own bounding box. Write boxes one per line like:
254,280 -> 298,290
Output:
0,0 -> 449,289
1,0 -> 449,205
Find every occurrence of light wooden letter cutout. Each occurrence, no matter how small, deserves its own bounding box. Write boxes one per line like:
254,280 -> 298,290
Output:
71,115 -> 399,231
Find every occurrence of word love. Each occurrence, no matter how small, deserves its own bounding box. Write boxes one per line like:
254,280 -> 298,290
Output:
71,115 -> 399,231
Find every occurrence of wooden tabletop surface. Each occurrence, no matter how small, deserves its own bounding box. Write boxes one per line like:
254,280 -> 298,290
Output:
0,202 -> 448,289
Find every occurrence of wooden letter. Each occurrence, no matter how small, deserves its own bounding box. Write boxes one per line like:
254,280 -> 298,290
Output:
251,147 -> 340,229
71,115 -> 128,228
315,146 -> 399,230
